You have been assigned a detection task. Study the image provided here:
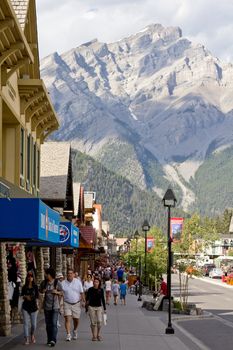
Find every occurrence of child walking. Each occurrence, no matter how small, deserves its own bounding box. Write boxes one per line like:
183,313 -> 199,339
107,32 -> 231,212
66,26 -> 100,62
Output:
112,280 -> 120,305
120,280 -> 127,305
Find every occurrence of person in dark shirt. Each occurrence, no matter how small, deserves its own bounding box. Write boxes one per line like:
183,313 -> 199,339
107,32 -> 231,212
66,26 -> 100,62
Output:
21,272 -> 39,345
86,277 -> 106,341
117,267 -> 124,282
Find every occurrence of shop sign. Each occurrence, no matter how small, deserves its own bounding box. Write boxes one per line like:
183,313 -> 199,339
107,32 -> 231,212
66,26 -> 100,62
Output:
0,198 -> 60,243
60,222 -> 79,248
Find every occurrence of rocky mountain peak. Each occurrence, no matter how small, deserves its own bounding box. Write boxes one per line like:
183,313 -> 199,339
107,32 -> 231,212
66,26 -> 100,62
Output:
41,24 -> 233,212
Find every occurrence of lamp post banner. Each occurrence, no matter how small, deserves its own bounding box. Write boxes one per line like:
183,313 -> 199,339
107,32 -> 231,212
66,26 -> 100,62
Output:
147,237 -> 155,252
170,218 -> 184,241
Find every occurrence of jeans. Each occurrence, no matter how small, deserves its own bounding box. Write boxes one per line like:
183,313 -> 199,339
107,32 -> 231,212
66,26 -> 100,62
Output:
44,309 -> 59,343
22,309 -> 38,338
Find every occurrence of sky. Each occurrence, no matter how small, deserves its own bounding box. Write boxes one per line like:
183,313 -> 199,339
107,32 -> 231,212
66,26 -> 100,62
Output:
37,0 -> 233,62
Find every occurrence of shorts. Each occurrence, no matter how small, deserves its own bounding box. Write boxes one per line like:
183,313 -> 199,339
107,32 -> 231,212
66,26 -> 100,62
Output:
63,301 -> 81,319
88,306 -> 103,326
120,293 -> 126,300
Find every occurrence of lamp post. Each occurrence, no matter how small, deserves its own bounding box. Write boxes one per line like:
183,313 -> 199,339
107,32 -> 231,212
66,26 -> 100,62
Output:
142,220 -> 150,286
134,230 -> 140,254
137,255 -> 142,301
162,188 -> 177,335
134,230 -> 140,275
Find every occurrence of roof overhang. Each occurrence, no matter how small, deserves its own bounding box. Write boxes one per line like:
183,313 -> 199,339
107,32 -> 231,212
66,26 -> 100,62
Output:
0,176 -> 34,198
18,79 -> 60,141
0,0 -> 34,83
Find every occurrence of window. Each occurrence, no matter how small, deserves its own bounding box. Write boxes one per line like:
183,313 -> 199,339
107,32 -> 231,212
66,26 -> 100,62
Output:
26,135 -> 31,184
20,128 -> 24,177
33,143 -> 36,187
37,148 -> 40,190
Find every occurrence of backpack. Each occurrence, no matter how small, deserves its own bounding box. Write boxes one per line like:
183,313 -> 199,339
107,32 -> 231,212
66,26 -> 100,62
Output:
38,278 -> 59,312
40,278 -> 58,292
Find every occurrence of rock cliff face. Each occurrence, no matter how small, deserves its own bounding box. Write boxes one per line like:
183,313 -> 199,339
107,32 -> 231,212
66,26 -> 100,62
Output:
41,24 -> 233,212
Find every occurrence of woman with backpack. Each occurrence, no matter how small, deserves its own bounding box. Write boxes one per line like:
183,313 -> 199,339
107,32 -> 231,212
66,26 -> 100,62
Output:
40,268 -> 62,347
21,271 -> 39,345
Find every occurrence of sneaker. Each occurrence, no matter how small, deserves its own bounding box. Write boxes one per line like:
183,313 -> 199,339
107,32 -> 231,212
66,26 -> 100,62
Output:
48,341 -> 55,347
66,334 -> 71,341
73,330 -> 78,340
24,338 -> 30,345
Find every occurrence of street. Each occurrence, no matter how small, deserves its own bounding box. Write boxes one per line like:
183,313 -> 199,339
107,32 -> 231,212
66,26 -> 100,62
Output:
172,274 -> 233,350
172,274 -> 233,321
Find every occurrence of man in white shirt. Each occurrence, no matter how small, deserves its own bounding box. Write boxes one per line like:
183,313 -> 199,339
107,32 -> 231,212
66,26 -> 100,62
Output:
61,269 -> 85,341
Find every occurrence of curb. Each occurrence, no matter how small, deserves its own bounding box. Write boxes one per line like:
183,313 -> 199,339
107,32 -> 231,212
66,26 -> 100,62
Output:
193,276 -> 233,289
172,311 -> 213,322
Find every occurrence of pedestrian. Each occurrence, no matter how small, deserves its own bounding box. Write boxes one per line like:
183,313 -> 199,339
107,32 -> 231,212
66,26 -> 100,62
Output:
83,274 -> 93,312
117,266 -> 124,282
60,269 -> 85,341
40,268 -> 62,347
112,280 -> 120,305
86,277 -> 106,341
56,273 -> 64,327
119,280 -> 127,305
74,271 -> 81,281
21,271 -> 39,345
105,277 -> 112,305
159,277 -> 168,297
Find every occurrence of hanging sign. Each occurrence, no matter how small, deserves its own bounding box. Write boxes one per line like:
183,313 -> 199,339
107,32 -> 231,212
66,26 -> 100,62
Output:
147,237 -> 155,252
170,217 -> 184,242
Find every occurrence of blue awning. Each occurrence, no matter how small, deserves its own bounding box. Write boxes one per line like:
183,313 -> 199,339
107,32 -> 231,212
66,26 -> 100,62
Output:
0,198 -> 60,243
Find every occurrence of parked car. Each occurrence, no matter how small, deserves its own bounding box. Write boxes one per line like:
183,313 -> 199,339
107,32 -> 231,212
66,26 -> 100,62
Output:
209,268 -> 223,279
202,264 -> 216,276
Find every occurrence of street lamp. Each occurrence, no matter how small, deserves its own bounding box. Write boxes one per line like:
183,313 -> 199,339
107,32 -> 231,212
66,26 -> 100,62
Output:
134,230 -> 140,275
142,220 -> 150,286
162,188 -> 177,335
134,230 -> 140,254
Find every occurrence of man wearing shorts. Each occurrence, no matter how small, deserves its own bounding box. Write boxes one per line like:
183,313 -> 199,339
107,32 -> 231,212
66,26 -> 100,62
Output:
60,269 -> 85,341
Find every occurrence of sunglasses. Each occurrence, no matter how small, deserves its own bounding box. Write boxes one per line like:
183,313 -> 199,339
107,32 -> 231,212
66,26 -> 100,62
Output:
27,274 -> 33,277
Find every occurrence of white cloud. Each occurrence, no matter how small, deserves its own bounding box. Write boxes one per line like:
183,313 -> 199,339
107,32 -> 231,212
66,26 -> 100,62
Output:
36,0 -> 233,62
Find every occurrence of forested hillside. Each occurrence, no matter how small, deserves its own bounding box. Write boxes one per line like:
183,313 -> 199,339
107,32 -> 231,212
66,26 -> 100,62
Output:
191,146 -> 233,216
72,150 -> 184,235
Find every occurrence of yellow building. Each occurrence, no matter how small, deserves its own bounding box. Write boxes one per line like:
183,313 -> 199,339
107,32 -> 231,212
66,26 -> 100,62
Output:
0,0 -> 59,336
0,0 -> 59,195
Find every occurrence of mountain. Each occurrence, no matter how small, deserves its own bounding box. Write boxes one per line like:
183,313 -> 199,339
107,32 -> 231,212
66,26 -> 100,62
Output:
41,24 -> 233,214
72,149 -> 183,235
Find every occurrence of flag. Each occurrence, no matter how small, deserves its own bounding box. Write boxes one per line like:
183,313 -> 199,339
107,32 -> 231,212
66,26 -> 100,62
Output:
170,218 -> 183,241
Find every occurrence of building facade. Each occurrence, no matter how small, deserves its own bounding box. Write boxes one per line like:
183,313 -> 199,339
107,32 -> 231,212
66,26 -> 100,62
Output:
0,0 -> 59,336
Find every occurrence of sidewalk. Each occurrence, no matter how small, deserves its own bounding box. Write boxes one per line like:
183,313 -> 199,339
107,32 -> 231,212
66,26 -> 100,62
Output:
0,294 -> 201,350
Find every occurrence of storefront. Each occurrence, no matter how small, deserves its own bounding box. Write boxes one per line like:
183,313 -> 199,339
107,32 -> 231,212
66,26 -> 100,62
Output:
0,198 -> 61,328
0,198 -> 60,243
60,222 -> 79,275
0,197 -> 60,277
